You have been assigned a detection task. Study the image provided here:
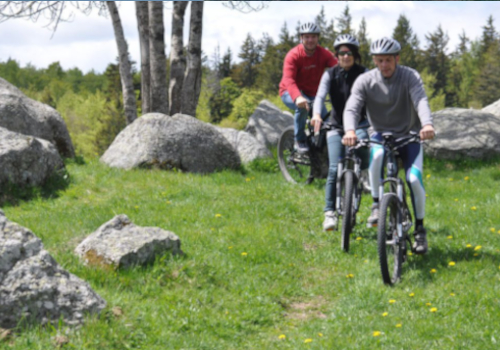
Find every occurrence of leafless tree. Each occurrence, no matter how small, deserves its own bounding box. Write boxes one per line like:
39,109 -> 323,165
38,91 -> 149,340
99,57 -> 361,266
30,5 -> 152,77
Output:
135,1 -> 151,114
168,1 -> 188,115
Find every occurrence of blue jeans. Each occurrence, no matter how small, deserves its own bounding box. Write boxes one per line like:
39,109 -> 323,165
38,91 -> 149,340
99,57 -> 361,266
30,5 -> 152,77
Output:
281,91 -> 328,143
324,128 -> 369,212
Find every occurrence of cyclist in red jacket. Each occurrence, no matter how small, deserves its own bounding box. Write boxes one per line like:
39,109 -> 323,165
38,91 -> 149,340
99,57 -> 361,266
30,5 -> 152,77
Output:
279,22 -> 338,153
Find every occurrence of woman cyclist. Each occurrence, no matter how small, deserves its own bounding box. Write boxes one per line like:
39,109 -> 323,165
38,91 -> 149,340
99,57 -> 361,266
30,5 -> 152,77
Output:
311,34 -> 370,231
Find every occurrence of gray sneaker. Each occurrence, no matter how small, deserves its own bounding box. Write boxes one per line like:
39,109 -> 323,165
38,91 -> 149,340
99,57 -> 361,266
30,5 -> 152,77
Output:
323,210 -> 338,231
294,141 -> 309,154
366,203 -> 379,227
412,227 -> 428,254
360,169 -> 371,194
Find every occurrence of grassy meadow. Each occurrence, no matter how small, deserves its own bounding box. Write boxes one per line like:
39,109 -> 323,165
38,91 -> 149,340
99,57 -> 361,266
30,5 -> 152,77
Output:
1,155 -> 500,349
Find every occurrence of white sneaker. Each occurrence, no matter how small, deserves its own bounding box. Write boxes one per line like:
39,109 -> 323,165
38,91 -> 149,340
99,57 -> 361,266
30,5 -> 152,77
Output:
323,210 -> 338,231
360,169 -> 371,193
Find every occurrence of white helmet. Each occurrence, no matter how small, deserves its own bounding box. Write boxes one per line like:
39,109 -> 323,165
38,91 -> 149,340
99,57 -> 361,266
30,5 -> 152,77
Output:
334,34 -> 359,50
370,37 -> 401,55
299,22 -> 321,35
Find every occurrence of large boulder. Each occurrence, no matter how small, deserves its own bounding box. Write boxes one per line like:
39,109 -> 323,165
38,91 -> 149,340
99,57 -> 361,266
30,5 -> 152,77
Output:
245,100 -> 294,148
482,99 -> 500,118
215,126 -> 272,163
0,210 -> 106,329
75,215 -> 182,269
101,113 -> 241,173
0,77 -> 74,158
424,108 -> 500,159
0,127 -> 65,189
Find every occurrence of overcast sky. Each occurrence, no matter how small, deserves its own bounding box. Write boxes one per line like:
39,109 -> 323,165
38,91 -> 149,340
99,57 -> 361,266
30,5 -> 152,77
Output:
0,1 -> 498,74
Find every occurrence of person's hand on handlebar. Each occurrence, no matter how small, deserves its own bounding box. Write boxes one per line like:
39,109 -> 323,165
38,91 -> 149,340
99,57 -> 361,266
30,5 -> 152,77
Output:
295,95 -> 310,111
311,113 -> 322,134
342,130 -> 357,146
420,124 -> 435,141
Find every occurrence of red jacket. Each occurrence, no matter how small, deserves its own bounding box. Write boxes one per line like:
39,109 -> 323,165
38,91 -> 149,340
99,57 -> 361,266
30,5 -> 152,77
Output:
279,44 -> 337,102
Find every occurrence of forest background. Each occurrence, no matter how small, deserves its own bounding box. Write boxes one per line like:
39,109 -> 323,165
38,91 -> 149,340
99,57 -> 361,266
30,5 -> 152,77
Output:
1,4 -> 500,159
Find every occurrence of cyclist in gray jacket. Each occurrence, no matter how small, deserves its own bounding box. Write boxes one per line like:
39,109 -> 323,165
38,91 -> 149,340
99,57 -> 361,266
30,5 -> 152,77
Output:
342,37 -> 435,254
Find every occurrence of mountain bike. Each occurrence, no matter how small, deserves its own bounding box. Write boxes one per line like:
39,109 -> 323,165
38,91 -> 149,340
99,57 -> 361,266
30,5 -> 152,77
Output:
277,108 -> 329,185
336,139 -> 369,252
372,133 -> 421,285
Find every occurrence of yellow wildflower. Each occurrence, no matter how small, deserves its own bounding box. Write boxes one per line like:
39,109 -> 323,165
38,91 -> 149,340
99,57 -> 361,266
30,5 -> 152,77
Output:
430,307 -> 437,313
346,274 -> 354,278
215,213 -> 222,218
409,293 -> 415,297
241,252 -> 248,256
466,244 -> 472,248
450,293 -> 456,296
426,302 -> 432,306
228,246 -> 233,249
426,174 -> 431,179
490,227 -> 496,233
454,198 -> 458,202
474,245 -> 482,251
373,331 -> 381,337
245,178 -> 251,182
304,338 -> 313,343
471,206 -> 477,210
448,261 -> 456,266
278,334 -> 286,340
447,235 -> 453,239
430,269 -> 437,273
464,176 -> 470,180
382,312 -> 388,317
356,237 -> 362,241
396,324 -> 402,328
389,299 -> 396,304
318,333 -> 323,337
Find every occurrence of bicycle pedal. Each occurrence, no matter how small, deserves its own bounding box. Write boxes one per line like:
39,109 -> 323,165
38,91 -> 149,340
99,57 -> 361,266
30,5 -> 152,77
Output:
366,223 -> 377,228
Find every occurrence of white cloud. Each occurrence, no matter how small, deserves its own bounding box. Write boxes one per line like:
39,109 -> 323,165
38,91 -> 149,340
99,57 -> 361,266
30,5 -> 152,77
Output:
0,1 -> 498,73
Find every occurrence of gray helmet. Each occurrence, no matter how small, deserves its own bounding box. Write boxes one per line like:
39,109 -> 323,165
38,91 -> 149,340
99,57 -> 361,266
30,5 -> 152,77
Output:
299,22 -> 321,35
334,34 -> 360,50
370,37 -> 401,55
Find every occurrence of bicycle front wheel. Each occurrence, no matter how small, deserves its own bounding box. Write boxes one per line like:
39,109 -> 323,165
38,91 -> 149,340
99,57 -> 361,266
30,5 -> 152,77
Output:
377,193 -> 403,285
341,171 -> 355,252
277,127 -> 312,184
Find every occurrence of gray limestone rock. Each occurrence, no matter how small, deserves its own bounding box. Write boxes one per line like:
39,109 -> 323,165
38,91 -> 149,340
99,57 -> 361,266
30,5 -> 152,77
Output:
215,126 -> 272,163
424,108 -> 500,159
245,100 -> 294,148
100,113 -> 241,173
0,77 -> 75,158
0,210 -> 106,329
0,127 -> 65,189
482,99 -> 500,118
75,215 -> 182,269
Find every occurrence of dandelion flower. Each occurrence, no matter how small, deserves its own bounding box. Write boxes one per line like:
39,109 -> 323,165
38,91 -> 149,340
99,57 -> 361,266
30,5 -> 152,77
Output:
346,274 -> 354,278
498,230 -> 500,234
356,237 -> 362,241
450,293 -> 456,296
215,214 -> 222,218
454,198 -> 458,202
426,174 -> 431,179
447,235 -> 453,239
245,178 -> 251,182
318,333 -> 323,337
409,293 -> 415,297
373,331 -> 381,337
426,302 -> 432,306
364,260 -> 368,263
448,261 -> 456,266
396,324 -> 402,328
464,176 -> 470,180
389,299 -> 396,304
278,334 -> 286,340
382,312 -> 388,317
490,228 -> 496,233
471,206 -> 477,210
466,244 -> 472,248
430,307 -> 437,313
134,205 -> 139,209
474,245 -> 482,251
430,269 -> 437,273
228,246 -> 233,249
241,252 -> 248,256
304,338 -> 313,343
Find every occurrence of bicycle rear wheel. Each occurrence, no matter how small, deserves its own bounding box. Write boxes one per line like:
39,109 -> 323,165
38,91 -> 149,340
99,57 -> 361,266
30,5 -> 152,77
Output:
377,193 -> 403,285
341,171 -> 355,252
277,127 -> 313,184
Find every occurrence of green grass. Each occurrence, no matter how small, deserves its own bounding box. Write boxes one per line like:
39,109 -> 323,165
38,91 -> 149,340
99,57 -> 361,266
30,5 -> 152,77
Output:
1,156 -> 500,349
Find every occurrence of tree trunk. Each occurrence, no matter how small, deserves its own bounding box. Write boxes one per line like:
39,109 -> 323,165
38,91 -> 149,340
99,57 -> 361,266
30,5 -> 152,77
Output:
106,1 -> 137,124
181,1 -> 203,117
135,1 -> 151,115
148,1 -> 169,114
169,1 -> 188,115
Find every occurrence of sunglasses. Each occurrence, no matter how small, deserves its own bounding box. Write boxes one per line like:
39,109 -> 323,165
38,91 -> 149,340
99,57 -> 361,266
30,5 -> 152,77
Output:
338,51 -> 353,57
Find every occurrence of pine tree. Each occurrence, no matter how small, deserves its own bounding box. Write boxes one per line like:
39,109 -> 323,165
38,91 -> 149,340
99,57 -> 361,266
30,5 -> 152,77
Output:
475,41 -> 500,106
337,5 -> 352,35
392,14 -> 420,69
234,33 -> 261,88
480,15 -> 498,56
357,17 -> 371,67
424,25 -> 450,104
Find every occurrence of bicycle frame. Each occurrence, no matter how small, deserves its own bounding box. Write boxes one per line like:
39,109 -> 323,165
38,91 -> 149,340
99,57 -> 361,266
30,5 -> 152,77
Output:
336,148 -> 362,217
